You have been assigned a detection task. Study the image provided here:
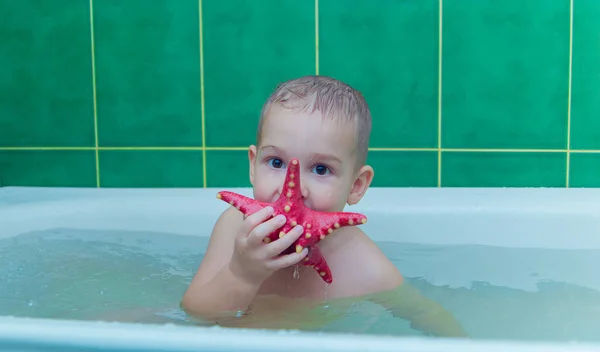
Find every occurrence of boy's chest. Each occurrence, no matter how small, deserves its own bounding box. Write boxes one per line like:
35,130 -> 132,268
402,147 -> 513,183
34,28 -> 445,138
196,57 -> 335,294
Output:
257,265 -> 332,300
255,234 -> 361,300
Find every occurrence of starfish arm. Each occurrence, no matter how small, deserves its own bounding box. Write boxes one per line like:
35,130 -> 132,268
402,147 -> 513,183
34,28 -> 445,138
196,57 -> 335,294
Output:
216,191 -> 270,217
295,210 -> 368,249
279,158 -> 302,203
314,210 -> 368,230
303,245 -> 333,284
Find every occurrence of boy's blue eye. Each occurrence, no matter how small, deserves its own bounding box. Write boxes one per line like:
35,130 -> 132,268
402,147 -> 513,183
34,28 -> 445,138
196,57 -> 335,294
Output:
312,164 -> 330,176
268,158 -> 284,169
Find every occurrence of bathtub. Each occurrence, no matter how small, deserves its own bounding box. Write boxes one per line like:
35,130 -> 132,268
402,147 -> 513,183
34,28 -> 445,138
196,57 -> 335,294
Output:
1,186 -> 600,351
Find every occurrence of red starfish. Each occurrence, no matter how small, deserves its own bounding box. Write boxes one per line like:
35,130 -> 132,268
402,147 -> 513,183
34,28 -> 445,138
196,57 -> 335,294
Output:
215,158 -> 368,284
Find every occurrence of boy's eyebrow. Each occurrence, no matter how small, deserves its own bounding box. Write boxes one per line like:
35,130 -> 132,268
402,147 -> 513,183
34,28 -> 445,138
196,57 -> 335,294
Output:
259,145 -> 280,153
309,153 -> 342,164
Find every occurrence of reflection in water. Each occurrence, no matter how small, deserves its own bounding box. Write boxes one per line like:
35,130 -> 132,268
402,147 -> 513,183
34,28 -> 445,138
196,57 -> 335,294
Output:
1,228 -> 600,342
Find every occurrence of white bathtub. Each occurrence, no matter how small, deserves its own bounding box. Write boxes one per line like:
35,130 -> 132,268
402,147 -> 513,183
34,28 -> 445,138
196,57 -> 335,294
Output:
1,186 -> 600,352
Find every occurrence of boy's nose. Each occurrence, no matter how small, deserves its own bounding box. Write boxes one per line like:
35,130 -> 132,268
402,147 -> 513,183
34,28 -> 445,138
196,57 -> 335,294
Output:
300,184 -> 309,199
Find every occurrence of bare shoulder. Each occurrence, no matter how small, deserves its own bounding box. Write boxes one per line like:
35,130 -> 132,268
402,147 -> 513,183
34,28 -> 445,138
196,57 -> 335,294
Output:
210,205 -> 244,241
322,228 -> 403,297
190,206 -> 243,284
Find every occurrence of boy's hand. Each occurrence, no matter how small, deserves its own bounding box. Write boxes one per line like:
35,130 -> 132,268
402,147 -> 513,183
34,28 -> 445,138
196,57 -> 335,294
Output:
228,206 -> 308,285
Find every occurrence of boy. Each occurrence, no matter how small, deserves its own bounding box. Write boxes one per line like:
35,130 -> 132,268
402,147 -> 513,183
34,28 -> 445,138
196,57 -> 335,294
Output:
181,75 -> 466,337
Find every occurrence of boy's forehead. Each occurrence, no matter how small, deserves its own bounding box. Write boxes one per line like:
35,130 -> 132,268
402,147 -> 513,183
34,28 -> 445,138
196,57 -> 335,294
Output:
259,107 -> 356,159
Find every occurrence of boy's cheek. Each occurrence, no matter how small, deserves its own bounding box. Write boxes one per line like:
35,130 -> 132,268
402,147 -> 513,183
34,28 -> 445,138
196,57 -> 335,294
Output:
309,186 -> 345,211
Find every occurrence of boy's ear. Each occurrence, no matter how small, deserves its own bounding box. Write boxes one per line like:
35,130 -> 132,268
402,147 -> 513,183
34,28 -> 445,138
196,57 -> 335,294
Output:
347,164 -> 374,205
248,145 -> 258,186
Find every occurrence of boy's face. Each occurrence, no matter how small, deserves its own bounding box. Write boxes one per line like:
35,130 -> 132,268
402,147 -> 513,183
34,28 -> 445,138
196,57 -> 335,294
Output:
248,105 -> 373,212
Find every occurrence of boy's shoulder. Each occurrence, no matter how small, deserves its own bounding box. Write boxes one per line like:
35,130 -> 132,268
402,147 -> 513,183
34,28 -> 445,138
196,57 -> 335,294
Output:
321,227 -> 404,297
214,205 -> 244,236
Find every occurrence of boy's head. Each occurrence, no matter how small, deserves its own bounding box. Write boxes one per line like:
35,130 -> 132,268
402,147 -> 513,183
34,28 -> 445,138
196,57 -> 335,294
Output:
256,75 -> 372,167
248,75 -> 374,212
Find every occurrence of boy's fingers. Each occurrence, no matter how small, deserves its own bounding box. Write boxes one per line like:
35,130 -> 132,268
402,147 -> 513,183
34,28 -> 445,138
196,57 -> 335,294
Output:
246,214 -> 286,247
263,225 -> 304,257
239,206 -> 274,237
267,248 -> 309,270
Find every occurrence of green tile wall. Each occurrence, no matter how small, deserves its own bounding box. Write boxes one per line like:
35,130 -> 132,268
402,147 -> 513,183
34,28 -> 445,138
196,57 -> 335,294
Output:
1,0 -> 599,188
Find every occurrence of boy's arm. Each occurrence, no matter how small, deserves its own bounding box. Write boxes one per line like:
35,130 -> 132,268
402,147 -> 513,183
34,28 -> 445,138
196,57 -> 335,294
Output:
181,207 -> 259,320
338,236 -> 467,338
367,282 -> 468,338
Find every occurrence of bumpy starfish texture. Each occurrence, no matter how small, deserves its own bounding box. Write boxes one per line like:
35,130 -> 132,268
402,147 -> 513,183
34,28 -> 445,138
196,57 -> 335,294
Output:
216,158 -> 367,284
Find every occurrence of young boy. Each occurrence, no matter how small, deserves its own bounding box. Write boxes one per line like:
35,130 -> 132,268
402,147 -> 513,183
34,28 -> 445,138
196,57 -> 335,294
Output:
181,75 -> 467,337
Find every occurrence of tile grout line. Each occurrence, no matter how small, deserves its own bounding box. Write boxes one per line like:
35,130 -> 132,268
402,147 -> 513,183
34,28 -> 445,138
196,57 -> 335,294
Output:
199,0 -> 207,188
315,0 -> 319,75
89,0 -> 100,188
437,0 -> 443,188
566,0 -> 574,188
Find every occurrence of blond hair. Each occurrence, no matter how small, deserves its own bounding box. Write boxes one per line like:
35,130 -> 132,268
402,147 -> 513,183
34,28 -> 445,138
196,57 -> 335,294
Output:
256,75 -> 372,166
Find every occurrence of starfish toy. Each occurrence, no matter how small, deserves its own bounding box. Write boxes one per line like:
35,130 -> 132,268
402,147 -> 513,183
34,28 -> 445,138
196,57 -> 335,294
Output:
216,158 -> 367,284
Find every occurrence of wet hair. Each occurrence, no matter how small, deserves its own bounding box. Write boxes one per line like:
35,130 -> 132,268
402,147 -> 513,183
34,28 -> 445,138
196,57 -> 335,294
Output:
256,75 -> 372,167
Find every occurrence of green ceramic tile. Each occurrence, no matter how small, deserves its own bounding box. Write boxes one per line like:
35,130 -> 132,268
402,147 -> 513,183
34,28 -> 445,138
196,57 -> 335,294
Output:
320,0 -> 439,148
569,153 -> 600,187
93,0 -> 202,147
203,0 -> 315,147
570,0 -> 600,150
0,0 -> 95,147
99,150 -> 203,187
367,151 -> 438,187
0,150 -> 96,187
442,152 -> 566,187
205,150 -> 251,187
442,0 -> 570,149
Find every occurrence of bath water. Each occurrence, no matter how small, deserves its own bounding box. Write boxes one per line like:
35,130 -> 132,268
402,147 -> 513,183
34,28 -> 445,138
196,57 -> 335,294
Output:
1,228 -> 600,343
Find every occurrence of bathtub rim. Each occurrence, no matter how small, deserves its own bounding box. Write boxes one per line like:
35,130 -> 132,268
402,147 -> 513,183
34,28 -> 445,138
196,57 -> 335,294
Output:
2,186 -> 600,249
0,315 -> 599,352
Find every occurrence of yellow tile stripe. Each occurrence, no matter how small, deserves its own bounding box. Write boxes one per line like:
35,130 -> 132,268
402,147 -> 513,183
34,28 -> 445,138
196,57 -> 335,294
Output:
437,0 -> 443,188
566,0 -> 574,188
315,0 -> 319,75
1,147 -> 599,153
89,0 -> 100,188
199,0 -> 207,188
